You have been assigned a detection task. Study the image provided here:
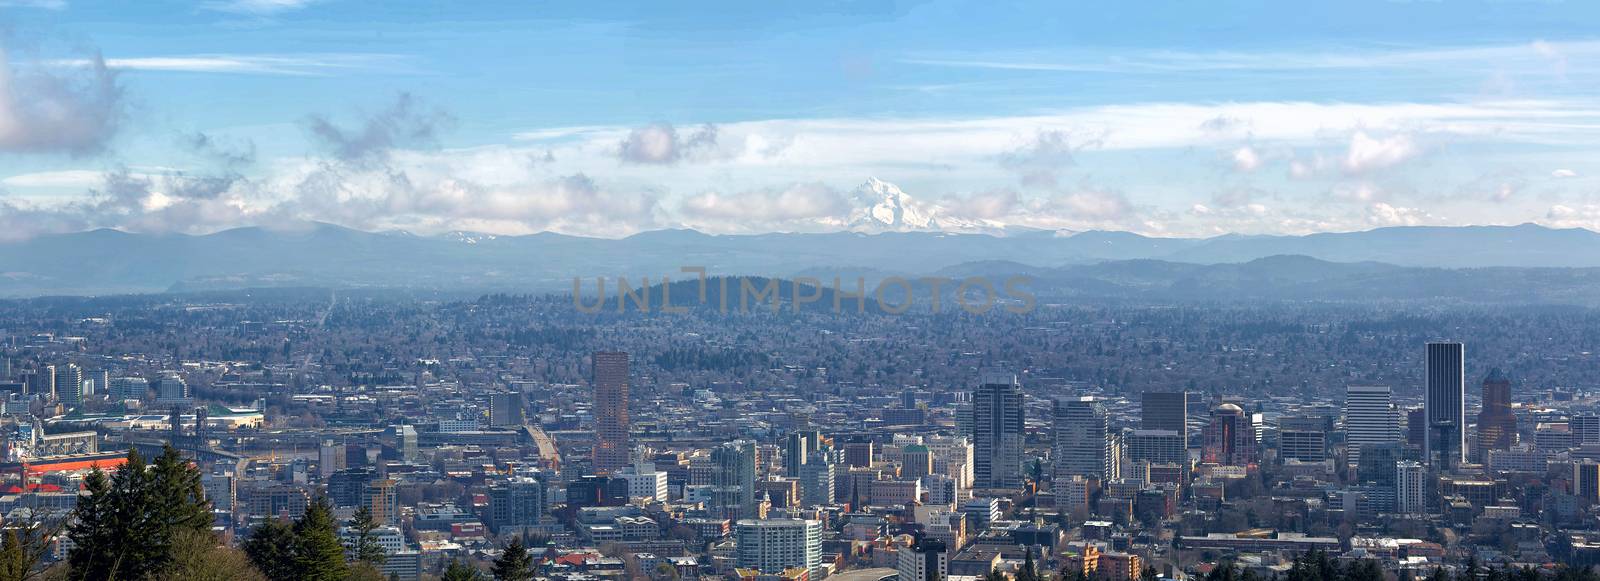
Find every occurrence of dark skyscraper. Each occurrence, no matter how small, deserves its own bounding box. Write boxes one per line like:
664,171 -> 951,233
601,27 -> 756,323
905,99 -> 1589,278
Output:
1425,341 -> 1466,470
1141,391 -> 1188,447
973,370 -> 1023,489
1141,391 -> 1186,431
1475,368 -> 1517,462
593,351 -> 630,473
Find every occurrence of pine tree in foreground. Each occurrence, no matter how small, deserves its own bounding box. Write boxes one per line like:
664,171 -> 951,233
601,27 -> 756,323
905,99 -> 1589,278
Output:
65,445 -> 216,580
347,505 -> 386,566
293,498 -> 350,581
491,536 -> 534,581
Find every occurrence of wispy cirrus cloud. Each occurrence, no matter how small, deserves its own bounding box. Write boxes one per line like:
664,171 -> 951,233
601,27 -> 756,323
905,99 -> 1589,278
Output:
902,40 -> 1600,75
50,53 -> 405,76
202,0 -> 319,15
0,0 -> 66,9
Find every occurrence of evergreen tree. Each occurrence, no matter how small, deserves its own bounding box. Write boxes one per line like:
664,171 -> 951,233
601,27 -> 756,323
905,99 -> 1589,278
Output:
65,468 -> 116,580
1016,548 -> 1038,581
443,559 -> 484,581
491,537 -> 534,581
244,519 -> 300,581
151,444 -> 214,536
293,498 -> 350,581
347,505 -> 386,566
65,445 -> 215,580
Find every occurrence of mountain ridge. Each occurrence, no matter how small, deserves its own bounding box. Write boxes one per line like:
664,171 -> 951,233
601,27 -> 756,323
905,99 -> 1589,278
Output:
2,222 -> 1599,297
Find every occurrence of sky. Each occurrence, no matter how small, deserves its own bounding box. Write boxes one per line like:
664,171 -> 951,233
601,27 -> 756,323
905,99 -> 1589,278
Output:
2,0 -> 1600,239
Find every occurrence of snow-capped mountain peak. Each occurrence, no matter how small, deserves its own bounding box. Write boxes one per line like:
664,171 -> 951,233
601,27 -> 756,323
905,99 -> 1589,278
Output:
845,177 -> 1001,234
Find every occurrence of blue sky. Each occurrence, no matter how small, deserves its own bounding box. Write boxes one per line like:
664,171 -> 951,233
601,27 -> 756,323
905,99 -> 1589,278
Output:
2,0 -> 1600,238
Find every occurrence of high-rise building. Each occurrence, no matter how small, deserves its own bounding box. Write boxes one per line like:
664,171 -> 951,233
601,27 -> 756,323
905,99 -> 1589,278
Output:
393,424 -> 419,463
1425,341 -> 1466,470
366,479 -> 399,524
1406,407 -> 1427,449
109,377 -> 149,402
898,537 -> 948,581
156,376 -> 191,403
973,370 -> 1023,488
735,519 -> 822,578
797,450 -> 836,508
902,444 -> 933,479
1573,414 -> 1600,446
29,365 -> 55,398
592,351 -> 630,473
1201,403 -> 1256,467
1126,430 -> 1187,466
489,392 -> 525,427
1396,460 -> 1426,515
81,369 -> 108,398
783,430 -> 823,477
1279,428 -> 1327,463
710,439 -> 757,520
843,439 -> 875,468
1054,397 -> 1113,480
319,439 -> 345,479
1577,461 -> 1600,504
1475,368 -> 1518,462
56,363 -> 82,404
1141,391 -> 1187,436
328,467 -> 378,508
488,476 -> 545,533
1345,385 -> 1399,467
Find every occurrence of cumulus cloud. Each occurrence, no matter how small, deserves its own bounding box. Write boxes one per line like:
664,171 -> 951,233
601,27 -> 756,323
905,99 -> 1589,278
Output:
1365,202 -> 1434,227
0,48 -> 122,155
940,189 -> 1021,221
998,130 -> 1092,188
617,122 -> 719,165
1342,131 -> 1419,174
1230,146 -> 1262,172
678,183 -> 847,231
1055,189 -> 1134,221
305,93 -> 452,166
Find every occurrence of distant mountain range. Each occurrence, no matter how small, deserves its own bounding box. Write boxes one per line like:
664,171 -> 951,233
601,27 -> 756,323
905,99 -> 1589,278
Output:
4,221 -> 1600,301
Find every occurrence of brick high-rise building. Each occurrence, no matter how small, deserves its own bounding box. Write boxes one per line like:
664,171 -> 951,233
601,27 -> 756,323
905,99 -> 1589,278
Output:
1475,368 -> 1518,462
592,351 -> 630,473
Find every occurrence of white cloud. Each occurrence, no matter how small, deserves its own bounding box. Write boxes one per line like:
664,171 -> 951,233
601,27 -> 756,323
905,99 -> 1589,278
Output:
0,0 -> 65,8
0,48 -> 122,155
2,170 -> 109,188
1231,146 -> 1262,172
1342,131 -> 1419,174
617,123 -> 720,165
1365,202 -> 1434,227
203,0 -> 318,14
53,54 -> 402,76
1553,168 -> 1578,178
903,40 -> 1600,75
678,183 -> 848,232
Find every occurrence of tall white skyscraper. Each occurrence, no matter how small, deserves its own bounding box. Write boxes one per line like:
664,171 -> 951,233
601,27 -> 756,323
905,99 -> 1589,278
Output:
1425,342 -> 1466,470
735,519 -> 822,577
1396,460 -> 1426,515
1054,396 -> 1112,480
1345,385 -> 1399,467
973,370 -> 1023,489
